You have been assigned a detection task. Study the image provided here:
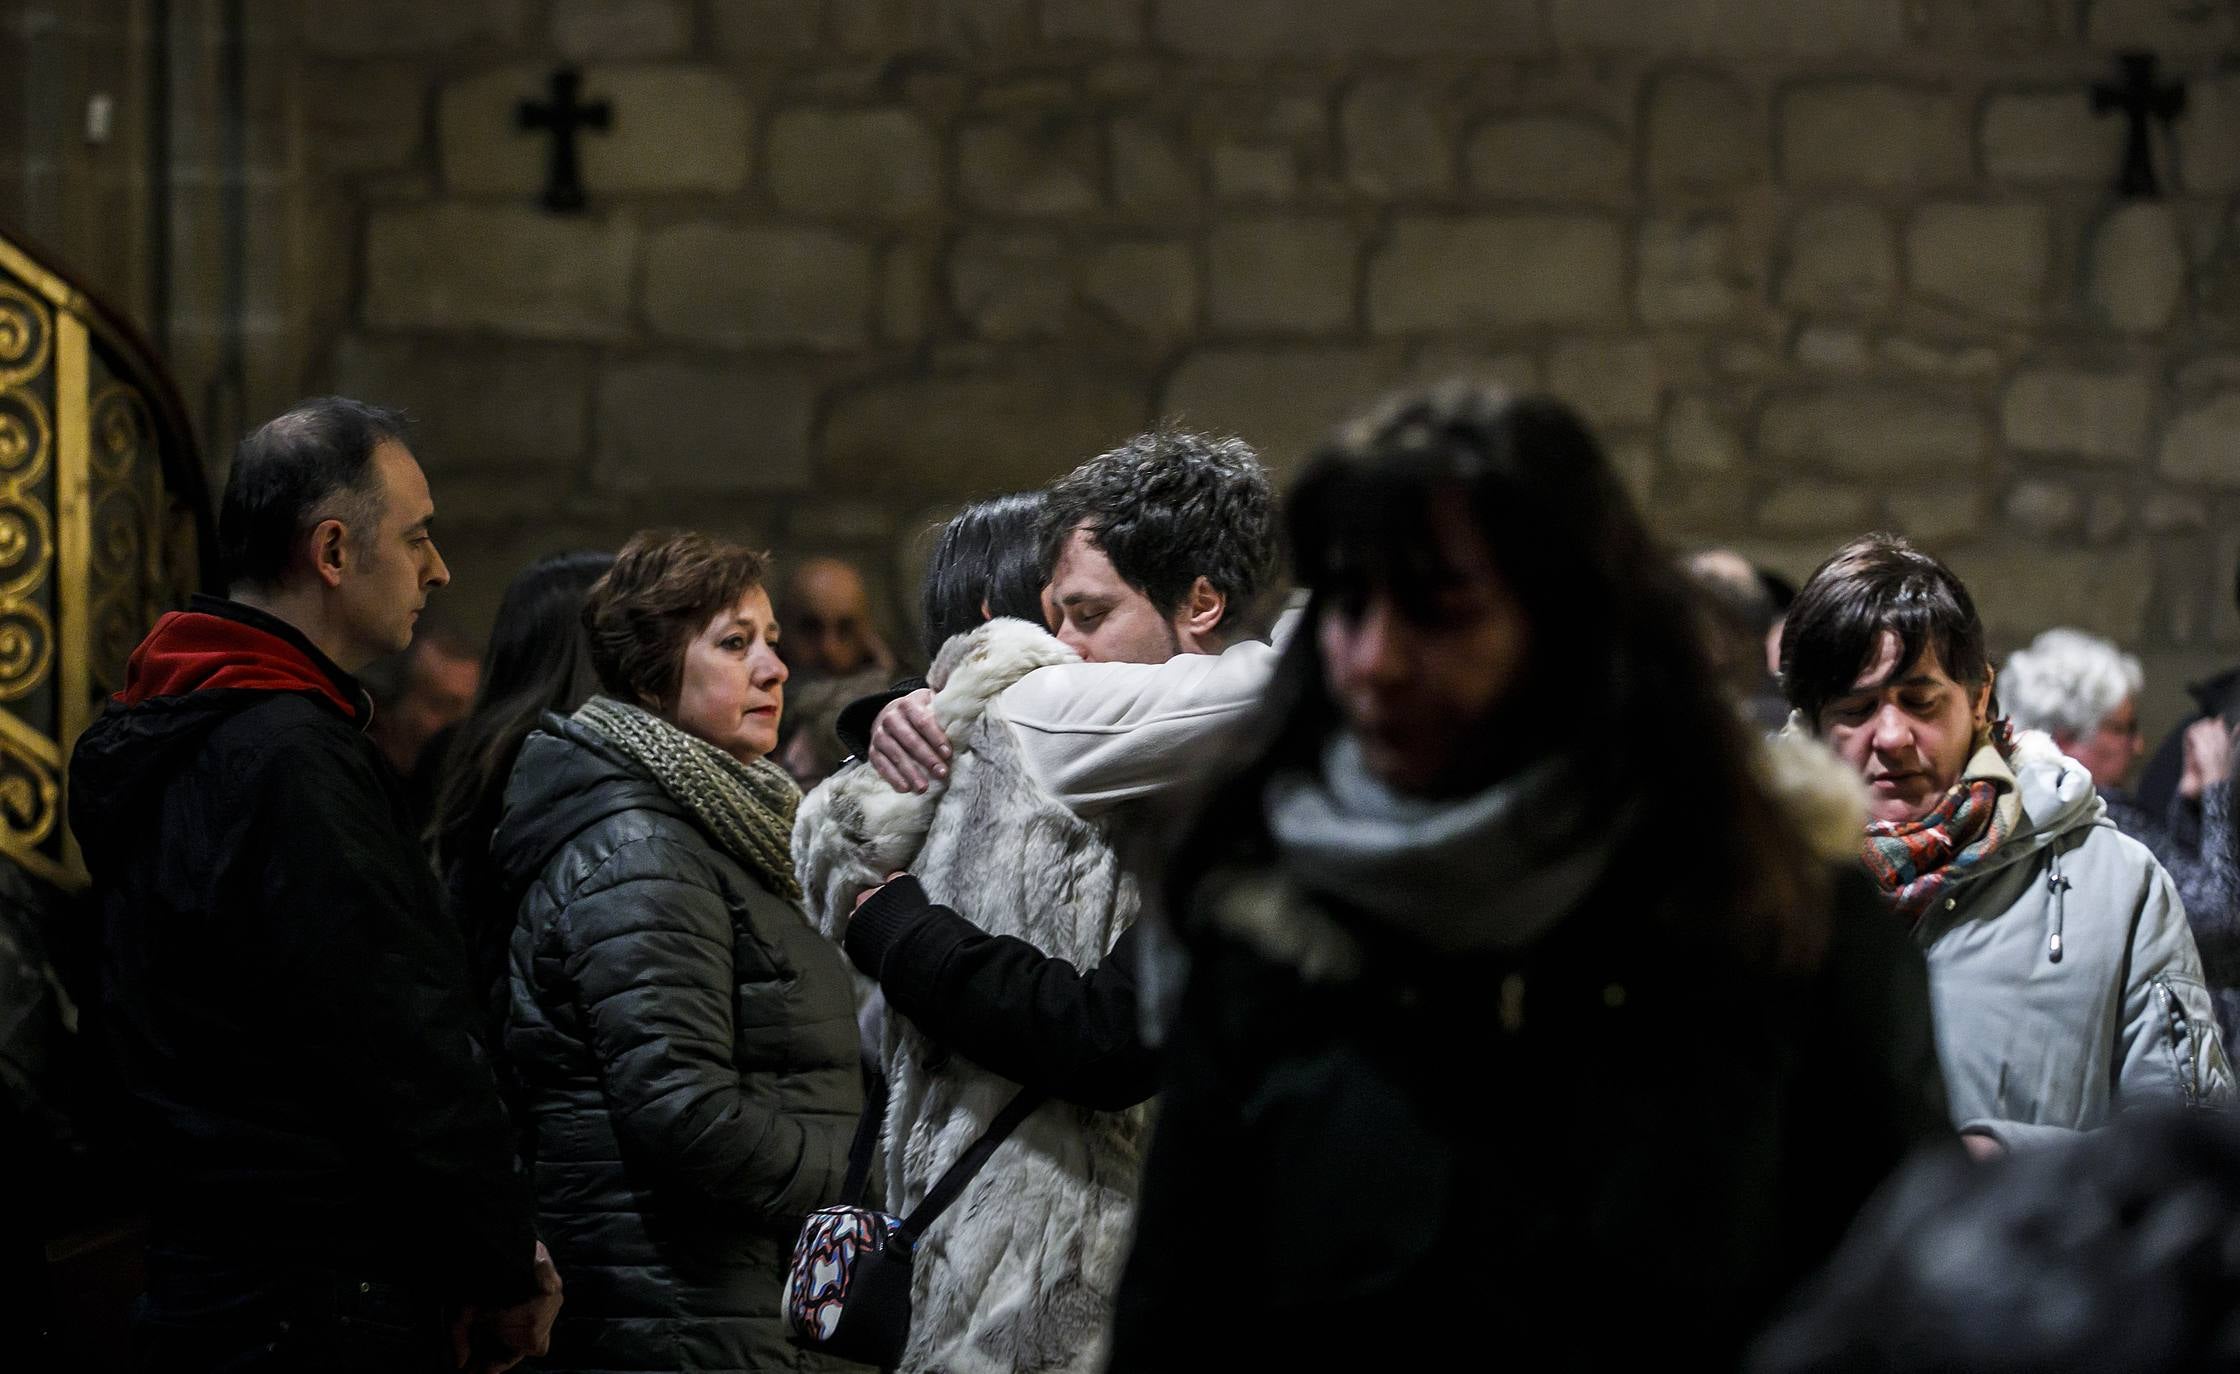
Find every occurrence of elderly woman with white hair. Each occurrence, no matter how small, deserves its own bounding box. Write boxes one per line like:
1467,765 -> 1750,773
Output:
2004,627 -> 2240,1045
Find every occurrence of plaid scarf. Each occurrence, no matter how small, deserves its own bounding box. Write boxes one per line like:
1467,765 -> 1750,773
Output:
1861,721 -> 2015,924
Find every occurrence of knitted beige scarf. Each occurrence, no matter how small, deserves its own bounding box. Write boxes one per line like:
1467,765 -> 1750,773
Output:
573,694 -> 803,902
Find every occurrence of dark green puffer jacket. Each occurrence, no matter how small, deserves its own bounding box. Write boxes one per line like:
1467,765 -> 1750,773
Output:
495,715 -> 863,1374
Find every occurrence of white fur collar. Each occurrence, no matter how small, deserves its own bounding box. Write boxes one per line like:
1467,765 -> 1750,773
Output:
793,618 -> 1079,941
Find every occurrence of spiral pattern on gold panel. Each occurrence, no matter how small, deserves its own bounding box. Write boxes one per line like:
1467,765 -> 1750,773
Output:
0,325 -> 54,703
0,283 -> 52,390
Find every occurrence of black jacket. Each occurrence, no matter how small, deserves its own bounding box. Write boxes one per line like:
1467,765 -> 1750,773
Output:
495,715 -> 862,1372
2136,664 -> 2240,819
67,596 -> 537,1303
846,875 -> 1156,1110
1108,862 -> 1954,1369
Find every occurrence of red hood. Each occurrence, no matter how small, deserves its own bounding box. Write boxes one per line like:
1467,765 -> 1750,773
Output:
117,609 -> 360,718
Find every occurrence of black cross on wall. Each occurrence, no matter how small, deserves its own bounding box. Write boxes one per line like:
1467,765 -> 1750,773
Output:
518,68 -> 612,213
2093,52 -> 2186,200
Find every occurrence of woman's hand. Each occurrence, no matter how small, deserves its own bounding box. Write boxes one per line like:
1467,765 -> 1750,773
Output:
869,689 -> 948,793
2180,718 -> 2235,801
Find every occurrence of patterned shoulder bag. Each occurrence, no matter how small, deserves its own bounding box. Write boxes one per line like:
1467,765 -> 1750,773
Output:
785,1072 -> 1044,1368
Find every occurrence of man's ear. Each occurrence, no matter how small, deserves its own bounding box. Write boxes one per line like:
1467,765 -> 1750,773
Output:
309,518 -> 350,590
1974,667 -> 1997,726
1173,575 -> 1227,649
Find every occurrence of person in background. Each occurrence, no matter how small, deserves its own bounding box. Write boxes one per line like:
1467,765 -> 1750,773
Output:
1689,548 -> 1791,731
495,532 -> 860,1373
2136,554 -> 2240,821
366,624 -> 481,824
1783,535 -> 2230,1159
774,668 -> 891,788
429,549 -> 613,1044
68,397 -> 559,1372
1108,386 -> 1950,1368
2003,627 -> 2240,1047
778,555 -> 896,679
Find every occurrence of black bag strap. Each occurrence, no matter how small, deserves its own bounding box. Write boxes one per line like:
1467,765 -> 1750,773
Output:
840,1064 -> 889,1207
895,1088 -> 1044,1243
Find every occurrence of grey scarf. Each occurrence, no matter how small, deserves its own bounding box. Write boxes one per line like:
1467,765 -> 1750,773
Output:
1263,733 -> 1613,953
572,695 -> 804,902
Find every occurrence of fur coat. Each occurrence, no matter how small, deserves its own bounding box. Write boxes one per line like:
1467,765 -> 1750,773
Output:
794,618 -> 1150,1374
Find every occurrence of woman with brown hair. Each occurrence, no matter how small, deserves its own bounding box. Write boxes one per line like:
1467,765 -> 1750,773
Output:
494,530 -> 861,1373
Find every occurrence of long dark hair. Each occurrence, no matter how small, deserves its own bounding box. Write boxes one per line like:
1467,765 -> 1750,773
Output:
1174,384 -> 1829,971
431,549 -> 615,999
920,491 -> 1051,659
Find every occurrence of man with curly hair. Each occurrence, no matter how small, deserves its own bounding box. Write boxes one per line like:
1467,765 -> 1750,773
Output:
794,429 -> 1283,1372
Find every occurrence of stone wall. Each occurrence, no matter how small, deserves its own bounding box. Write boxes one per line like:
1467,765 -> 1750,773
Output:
155,1 -> 2240,724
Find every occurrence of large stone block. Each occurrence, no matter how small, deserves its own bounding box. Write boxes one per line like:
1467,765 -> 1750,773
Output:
1757,482 -> 1877,535
1341,79 -> 1452,197
1981,91 -> 2115,184
1161,348 -> 1402,476
1548,339 -> 1661,429
1369,215 -> 1625,332
1638,217 -> 1745,324
1463,116 -> 1629,205
642,223 -> 875,350
2087,0 -> 2236,50
1780,82 -> 1968,188
765,108 -> 941,217
1042,0 -> 1145,43
1082,242 -> 1198,340
1950,543 -> 2153,644
959,118 -> 1100,215
1642,70 -> 1759,188
1884,489 -> 1986,546
441,66 -> 751,196
551,0 -> 691,58
594,359 -> 817,493
1210,143 -> 1299,203
2089,202 -> 2185,333
950,231 -> 1070,339
1551,0 -> 1905,53
365,205 -> 637,340
825,366 -> 1147,491
2003,480 -> 2083,535
709,0 -> 821,54
304,0 -> 527,55
2001,369 -> 2154,463
331,335 -> 592,468
1780,205 -> 1898,313
303,61 -> 425,173
1207,218 -> 1358,334
1664,393 -> 1744,472
829,0 -> 1036,53
1758,386 -> 1988,474
1906,202 -> 2051,322
1110,121 -> 1196,215
2161,393 -> 2240,488
1152,0 -> 1541,57
2180,73 -> 2240,195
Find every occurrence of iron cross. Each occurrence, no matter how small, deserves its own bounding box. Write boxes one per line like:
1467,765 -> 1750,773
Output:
517,68 -> 611,213
2093,52 -> 2186,200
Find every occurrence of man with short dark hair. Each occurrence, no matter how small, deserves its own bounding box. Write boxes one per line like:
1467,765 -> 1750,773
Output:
68,397 -> 560,1372
796,430 -> 1282,1369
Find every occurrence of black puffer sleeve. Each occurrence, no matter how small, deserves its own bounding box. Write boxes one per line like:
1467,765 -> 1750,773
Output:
557,834 -> 850,1218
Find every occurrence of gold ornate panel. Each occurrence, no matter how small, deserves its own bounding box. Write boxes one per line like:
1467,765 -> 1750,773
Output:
0,230 -> 215,889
